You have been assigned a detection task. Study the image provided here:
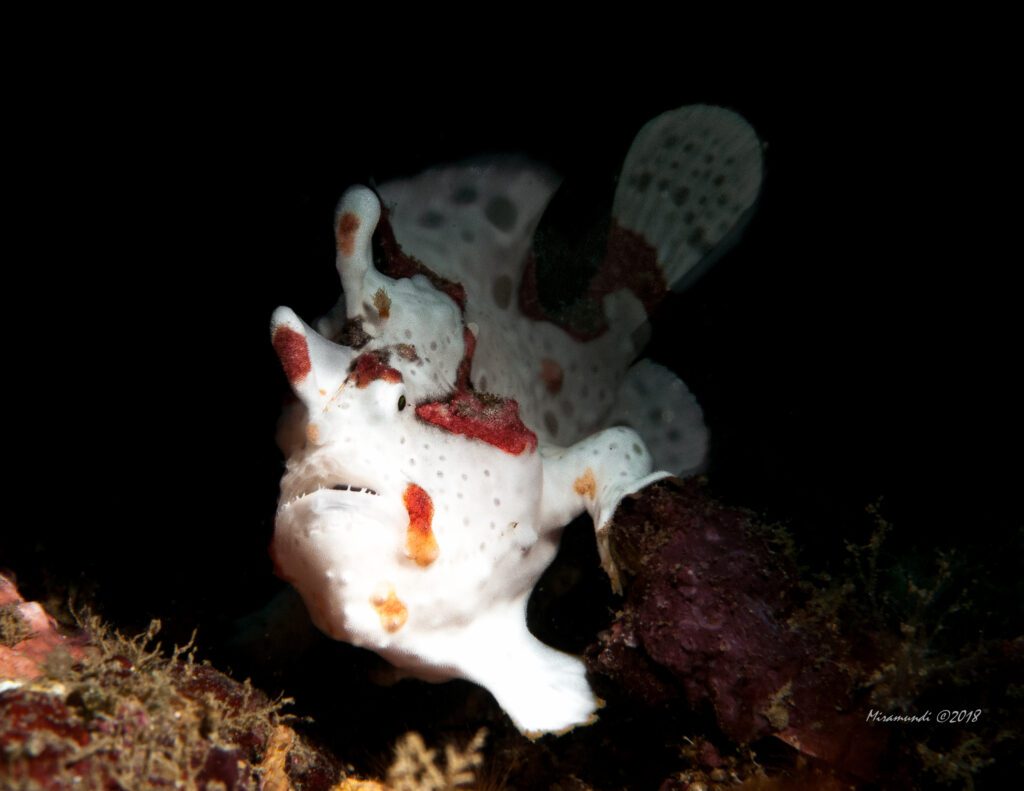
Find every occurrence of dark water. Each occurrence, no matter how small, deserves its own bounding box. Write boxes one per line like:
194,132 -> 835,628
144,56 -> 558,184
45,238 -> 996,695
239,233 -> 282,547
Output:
5,81 -> 1020,786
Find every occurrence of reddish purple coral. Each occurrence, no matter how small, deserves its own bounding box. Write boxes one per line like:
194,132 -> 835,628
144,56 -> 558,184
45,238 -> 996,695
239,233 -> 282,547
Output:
0,574 -> 342,789
1,575 -> 88,681
586,478 -> 887,781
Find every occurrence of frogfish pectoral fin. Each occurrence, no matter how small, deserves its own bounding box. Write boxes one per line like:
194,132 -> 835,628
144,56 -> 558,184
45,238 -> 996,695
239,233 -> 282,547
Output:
455,602 -> 599,736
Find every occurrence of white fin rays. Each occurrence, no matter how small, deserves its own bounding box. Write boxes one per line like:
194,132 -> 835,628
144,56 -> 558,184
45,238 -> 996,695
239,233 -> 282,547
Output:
607,359 -> 708,476
613,105 -> 763,291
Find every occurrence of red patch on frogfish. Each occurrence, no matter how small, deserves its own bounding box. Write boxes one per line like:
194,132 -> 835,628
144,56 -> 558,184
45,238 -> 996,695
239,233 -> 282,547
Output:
272,326 -> 312,383
416,391 -> 537,455
348,351 -> 402,388
403,483 -> 438,567
518,221 -> 667,341
591,221 -> 667,314
455,326 -> 476,390
374,209 -> 467,311
540,358 -> 563,394
336,212 -> 360,256
517,252 -> 606,341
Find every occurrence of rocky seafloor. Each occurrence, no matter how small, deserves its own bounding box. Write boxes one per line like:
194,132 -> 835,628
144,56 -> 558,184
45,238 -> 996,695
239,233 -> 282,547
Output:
3,476 -> 1020,789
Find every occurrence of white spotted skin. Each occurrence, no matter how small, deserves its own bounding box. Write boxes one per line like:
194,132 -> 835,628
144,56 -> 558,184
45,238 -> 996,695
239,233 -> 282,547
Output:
270,300 -> 619,731
266,106 -> 765,733
275,396 -> 552,653
377,107 -> 762,476
272,237 -> 622,732
273,300 -> 555,653
380,169 -> 654,450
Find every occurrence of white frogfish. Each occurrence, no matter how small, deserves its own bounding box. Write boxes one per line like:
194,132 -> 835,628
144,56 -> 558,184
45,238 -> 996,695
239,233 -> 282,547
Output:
269,105 -> 763,735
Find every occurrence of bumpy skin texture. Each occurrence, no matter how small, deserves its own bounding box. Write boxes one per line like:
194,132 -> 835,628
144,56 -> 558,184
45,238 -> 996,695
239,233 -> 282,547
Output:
271,107 -> 764,735
271,187 -> 665,735
373,106 -> 762,478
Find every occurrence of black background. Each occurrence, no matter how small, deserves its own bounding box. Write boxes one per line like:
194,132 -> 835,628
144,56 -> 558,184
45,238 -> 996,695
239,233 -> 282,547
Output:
6,69 -> 1020,652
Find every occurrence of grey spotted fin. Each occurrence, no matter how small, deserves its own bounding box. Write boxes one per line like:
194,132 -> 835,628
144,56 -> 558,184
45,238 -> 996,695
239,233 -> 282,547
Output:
607,359 -> 708,476
515,105 -> 762,344
614,104 -> 764,294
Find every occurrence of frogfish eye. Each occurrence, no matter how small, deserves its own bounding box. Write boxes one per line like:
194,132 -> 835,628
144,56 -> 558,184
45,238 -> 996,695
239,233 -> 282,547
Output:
398,395 -> 407,411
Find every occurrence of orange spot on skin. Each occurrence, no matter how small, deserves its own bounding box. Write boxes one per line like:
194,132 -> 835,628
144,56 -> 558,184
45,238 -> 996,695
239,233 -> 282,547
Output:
540,358 -> 563,394
403,483 -> 438,566
574,468 -> 597,499
373,288 -> 391,319
272,326 -> 312,383
305,423 -> 319,444
373,209 -> 467,310
371,587 -> 409,633
337,212 -> 360,256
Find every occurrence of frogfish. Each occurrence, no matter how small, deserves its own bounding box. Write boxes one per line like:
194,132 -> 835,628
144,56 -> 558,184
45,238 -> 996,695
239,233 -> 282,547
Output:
269,104 -> 763,734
